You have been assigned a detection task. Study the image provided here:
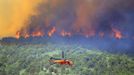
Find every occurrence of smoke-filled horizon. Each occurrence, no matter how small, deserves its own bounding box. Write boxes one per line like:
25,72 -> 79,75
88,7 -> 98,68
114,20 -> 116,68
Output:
0,0 -> 43,38
0,0 -> 134,39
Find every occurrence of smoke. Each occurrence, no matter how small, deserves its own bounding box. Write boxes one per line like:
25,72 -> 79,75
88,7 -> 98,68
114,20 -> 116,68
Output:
21,0 -> 134,37
0,0 -> 134,38
0,0 -> 134,53
22,0 -> 102,35
0,0 -> 43,38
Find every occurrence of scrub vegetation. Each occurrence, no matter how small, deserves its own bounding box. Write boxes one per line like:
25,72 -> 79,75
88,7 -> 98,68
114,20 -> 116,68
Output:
0,44 -> 134,75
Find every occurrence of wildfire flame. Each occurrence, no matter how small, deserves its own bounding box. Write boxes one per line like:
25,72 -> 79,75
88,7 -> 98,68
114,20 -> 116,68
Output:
15,27 -> 125,40
112,28 -> 123,39
15,31 -> 20,39
32,31 -> 44,37
48,27 -> 56,37
60,30 -> 72,37
24,33 -> 30,39
15,31 -> 44,39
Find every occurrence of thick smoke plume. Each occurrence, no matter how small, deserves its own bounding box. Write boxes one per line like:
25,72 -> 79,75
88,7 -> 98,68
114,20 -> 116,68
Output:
0,0 -> 134,39
0,0 -> 134,53
0,0 -> 43,38
19,0 -> 134,39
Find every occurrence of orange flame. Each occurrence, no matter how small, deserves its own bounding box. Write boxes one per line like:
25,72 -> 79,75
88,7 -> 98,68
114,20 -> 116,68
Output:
32,31 -> 44,37
15,31 -> 20,39
60,30 -> 71,37
24,33 -> 30,39
112,28 -> 122,39
15,31 -> 44,39
48,27 -> 56,37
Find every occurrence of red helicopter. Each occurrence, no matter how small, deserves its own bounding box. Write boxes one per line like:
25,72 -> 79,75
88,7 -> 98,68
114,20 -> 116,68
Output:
49,51 -> 73,66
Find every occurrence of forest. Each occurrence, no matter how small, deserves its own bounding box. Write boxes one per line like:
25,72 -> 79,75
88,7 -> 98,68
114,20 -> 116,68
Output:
0,44 -> 133,75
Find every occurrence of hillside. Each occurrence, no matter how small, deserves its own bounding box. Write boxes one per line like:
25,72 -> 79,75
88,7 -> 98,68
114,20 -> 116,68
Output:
0,44 -> 134,75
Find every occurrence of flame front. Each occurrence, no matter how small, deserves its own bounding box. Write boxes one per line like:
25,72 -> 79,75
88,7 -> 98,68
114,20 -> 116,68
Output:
24,34 -> 30,39
15,31 -> 44,39
32,31 -> 44,37
112,28 -> 123,39
15,31 -> 20,39
48,27 -> 56,37
60,30 -> 71,37
10,0 -> 133,40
